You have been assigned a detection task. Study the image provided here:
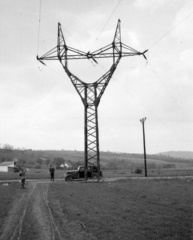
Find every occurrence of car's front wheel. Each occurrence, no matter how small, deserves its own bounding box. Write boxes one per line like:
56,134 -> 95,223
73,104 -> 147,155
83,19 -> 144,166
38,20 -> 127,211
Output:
65,175 -> 73,181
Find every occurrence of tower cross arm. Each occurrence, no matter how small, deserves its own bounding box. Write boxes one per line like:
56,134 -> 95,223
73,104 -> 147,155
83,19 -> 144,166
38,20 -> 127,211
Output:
37,43 -> 147,63
121,43 -> 148,59
90,44 -> 147,59
37,45 -> 90,63
37,18 -> 148,65
37,46 -> 58,63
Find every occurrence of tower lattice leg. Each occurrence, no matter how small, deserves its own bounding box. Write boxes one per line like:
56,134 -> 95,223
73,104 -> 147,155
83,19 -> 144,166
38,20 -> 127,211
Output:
84,84 -> 100,179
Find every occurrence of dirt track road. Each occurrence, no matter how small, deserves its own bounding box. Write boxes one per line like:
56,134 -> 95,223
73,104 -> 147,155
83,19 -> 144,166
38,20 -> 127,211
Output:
0,181 -> 96,240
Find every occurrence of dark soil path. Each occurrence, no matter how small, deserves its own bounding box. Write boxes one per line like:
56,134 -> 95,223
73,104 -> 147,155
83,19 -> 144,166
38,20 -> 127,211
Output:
0,181 -> 96,240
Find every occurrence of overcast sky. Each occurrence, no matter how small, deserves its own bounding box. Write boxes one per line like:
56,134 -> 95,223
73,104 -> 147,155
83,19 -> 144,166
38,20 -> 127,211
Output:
0,0 -> 193,154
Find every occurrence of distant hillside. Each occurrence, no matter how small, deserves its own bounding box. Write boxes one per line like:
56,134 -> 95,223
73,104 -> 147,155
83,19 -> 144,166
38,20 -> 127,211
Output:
0,148 -> 193,170
158,151 -> 193,160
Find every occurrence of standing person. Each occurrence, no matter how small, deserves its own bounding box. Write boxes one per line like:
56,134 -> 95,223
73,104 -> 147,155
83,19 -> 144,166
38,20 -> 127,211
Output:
19,168 -> 26,189
49,165 -> 55,181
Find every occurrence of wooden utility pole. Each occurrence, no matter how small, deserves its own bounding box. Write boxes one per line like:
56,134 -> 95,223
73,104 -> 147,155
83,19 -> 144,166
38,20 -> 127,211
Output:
140,117 -> 147,177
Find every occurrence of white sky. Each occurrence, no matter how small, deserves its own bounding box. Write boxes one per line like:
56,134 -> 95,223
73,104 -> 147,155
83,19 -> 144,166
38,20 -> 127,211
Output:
0,0 -> 193,154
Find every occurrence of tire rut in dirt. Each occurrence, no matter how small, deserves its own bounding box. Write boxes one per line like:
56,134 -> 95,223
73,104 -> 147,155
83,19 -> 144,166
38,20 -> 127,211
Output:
18,182 -> 63,240
0,181 -> 97,240
0,183 -> 37,240
0,182 -> 61,240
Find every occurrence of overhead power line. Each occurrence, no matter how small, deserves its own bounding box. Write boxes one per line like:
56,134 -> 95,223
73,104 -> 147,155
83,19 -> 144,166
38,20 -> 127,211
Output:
37,0 -> 42,55
149,9 -> 193,50
148,62 -> 192,122
89,0 -> 123,51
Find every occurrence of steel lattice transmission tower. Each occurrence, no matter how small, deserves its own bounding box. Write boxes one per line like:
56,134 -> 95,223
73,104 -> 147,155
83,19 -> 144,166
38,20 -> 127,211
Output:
37,19 -> 147,180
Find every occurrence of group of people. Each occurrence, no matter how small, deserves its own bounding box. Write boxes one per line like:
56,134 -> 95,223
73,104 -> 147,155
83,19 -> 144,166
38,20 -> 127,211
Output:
19,164 -> 56,188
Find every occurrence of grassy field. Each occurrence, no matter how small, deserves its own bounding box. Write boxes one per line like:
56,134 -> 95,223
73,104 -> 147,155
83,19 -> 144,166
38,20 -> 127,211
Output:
1,147 -> 193,238
49,178 -> 193,239
1,177 -> 192,239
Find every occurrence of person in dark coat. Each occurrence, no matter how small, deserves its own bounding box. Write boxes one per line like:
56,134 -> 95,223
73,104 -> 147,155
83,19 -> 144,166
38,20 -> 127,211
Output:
19,168 -> 26,188
49,165 -> 55,181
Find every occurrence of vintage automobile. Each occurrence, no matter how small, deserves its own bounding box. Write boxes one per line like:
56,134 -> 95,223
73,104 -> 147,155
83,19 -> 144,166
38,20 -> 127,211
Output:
65,165 -> 102,181
131,168 -> 143,174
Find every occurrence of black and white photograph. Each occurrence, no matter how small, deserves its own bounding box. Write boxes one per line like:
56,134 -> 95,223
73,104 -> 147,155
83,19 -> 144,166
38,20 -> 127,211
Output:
0,0 -> 193,239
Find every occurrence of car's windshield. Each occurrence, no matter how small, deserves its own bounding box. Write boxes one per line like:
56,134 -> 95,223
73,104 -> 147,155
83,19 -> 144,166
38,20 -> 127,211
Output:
79,167 -> 84,172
